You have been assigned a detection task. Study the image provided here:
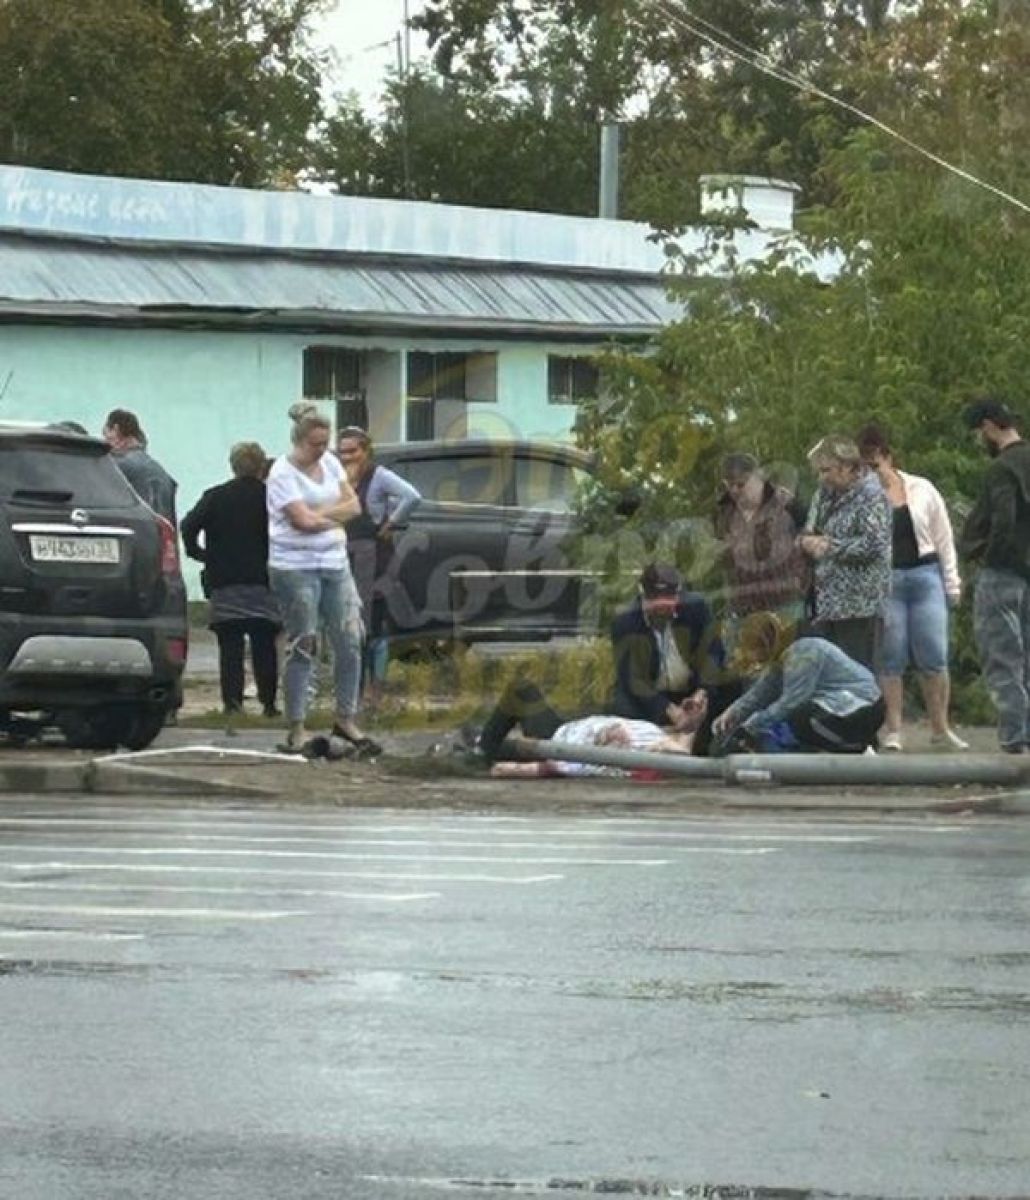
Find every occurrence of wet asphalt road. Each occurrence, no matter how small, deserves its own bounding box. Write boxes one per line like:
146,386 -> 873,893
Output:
0,801 -> 1028,1200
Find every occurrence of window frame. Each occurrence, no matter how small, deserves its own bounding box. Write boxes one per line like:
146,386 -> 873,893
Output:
548,355 -> 600,406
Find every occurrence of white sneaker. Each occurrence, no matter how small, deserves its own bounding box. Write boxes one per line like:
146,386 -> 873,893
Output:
881,732 -> 903,752
862,745 -> 878,756
931,729 -> 970,752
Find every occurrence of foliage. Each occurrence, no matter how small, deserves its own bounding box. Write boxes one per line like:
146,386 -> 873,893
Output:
569,0 -> 1030,718
317,68 -> 600,212
0,0 -> 327,185
319,0 -> 915,220
406,0 -> 910,220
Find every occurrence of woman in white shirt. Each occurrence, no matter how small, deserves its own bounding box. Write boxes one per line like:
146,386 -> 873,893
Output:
266,403 -> 379,756
856,424 -> 966,751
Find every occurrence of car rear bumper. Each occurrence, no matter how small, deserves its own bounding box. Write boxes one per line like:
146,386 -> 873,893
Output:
0,614 -> 186,710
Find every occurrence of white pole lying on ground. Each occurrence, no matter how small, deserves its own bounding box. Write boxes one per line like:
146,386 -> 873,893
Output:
513,739 -> 1030,788
724,753 -> 1030,787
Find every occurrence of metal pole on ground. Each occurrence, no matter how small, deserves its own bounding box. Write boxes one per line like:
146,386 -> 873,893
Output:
513,739 -> 1030,788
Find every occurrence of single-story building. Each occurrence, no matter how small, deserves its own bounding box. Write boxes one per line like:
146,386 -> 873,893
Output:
0,164 -> 810,589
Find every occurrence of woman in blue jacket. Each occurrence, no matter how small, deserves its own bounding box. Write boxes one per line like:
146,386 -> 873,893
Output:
712,611 -> 884,754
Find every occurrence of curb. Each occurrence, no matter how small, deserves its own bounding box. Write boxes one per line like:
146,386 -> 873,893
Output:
0,759 -> 276,799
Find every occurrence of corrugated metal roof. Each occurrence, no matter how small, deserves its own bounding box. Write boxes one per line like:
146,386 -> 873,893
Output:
0,235 -> 680,336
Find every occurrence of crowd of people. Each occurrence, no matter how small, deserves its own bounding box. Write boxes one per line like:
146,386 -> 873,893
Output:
94,394 -> 1030,768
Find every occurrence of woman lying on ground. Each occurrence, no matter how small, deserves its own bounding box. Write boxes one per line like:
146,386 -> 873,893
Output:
711,612 -> 885,755
480,679 -> 706,778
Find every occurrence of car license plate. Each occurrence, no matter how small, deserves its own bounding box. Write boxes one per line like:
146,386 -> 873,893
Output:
29,535 -> 120,564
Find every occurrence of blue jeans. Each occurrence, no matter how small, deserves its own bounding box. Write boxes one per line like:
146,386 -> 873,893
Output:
973,567 -> 1030,749
882,564 -> 949,676
269,566 -> 363,724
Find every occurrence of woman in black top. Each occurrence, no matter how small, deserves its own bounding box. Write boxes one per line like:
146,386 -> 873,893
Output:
181,442 -> 282,717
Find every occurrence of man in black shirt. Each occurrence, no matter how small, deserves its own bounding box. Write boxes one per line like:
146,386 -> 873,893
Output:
960,397 -> 1030,752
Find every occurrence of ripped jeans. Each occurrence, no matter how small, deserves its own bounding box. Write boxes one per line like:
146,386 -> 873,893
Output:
269,566 -> 364,724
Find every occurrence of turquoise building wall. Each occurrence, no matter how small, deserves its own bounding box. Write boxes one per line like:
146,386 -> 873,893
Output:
0,323 -> 592,594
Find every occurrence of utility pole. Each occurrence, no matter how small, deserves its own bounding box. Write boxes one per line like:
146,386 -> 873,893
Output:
598,120 -> 620,219
398,0 -> 413,199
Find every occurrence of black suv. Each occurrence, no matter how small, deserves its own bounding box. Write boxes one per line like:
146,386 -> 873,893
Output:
374,439 -> 622,646
0,423 -> 187,749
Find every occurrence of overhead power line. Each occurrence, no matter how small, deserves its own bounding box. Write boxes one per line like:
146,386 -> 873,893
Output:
650,0 -> 1030,217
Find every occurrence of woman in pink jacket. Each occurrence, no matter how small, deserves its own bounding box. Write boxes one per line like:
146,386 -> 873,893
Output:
856,425 -> 966,751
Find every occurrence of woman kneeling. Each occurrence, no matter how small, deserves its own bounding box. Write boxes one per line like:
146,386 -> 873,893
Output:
712,612 -> 884,754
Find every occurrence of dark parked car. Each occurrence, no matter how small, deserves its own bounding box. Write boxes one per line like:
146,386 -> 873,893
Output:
373,439 -> 628,647
0,423 -> 187,749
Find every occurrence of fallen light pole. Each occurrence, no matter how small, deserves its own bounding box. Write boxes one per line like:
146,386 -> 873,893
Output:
513,739 -> 1030,789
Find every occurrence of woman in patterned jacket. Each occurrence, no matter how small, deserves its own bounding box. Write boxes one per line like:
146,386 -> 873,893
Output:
798,435 -> 892,672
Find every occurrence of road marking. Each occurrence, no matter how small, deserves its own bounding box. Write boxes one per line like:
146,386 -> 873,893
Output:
0,825 -> 821,848
0,929 -> 143,941
0,811 -> 965,837
0,881 -> 440,903
0,806 -> 965,835
0,861 -> 565,884
0,845 -> 676,865
0,903 -> 303,920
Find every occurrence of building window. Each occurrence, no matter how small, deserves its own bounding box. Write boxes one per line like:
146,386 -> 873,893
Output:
406,351 -> 497,441
548,356 -> 599,405
303,346 -> 360,400
406,398 -> 435,442
303,346 -> 367,433
407,352 -> 496,403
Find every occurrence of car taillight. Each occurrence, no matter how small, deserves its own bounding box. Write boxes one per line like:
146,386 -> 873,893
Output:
167,636 -> 188,665
157,516 -> 179,576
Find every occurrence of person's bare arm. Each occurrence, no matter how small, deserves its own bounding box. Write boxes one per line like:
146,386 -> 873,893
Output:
319,479 -> 361,524
282,499 -> 337,533
652,734 -> 695,755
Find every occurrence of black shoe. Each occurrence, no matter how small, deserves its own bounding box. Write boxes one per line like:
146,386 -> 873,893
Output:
262,705 -> 282,719
303,735 -> 331,760
325,735 -> 357,762
1001,743 -> 1027,755
331,724 -> 383,759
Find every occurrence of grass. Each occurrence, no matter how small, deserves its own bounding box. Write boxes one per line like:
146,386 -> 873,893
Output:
179,637 -> 618,731
180,630 -> 998,733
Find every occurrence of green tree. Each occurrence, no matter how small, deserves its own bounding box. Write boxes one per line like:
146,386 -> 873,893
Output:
0,0 -> 327,185
572,0 -> 1030,710
409,0 -> 908,220
317,68 -> 601,213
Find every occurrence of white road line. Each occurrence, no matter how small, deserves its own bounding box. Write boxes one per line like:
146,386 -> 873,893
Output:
0,929 -> 143,941
4,808 -> 968,842
0,903 -> 302,920
0,819 -> 871,845
0,845 -> 675,865
0,881 -> 439,902
0,861 -> 564,884
0,811 -> 965,836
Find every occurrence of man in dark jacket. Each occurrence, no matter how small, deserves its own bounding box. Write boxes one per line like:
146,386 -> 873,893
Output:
609,562 -> 737,754
960,397 -> 1030,753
